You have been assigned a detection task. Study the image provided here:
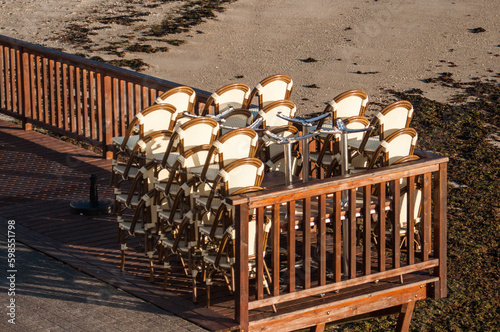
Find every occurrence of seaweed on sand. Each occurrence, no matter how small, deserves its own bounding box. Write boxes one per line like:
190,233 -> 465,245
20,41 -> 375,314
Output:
334,76 -> 500,331
146,0 -> 237,37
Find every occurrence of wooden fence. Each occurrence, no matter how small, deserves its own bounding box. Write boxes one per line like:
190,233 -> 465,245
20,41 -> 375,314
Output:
228,151 -> 447,331
0,34 -> 211,158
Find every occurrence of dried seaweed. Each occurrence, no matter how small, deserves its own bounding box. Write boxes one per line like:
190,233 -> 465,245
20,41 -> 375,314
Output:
340,76 -> 500,331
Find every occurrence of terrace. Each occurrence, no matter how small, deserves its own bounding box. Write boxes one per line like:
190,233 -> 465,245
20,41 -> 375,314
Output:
0,35 -> 447,332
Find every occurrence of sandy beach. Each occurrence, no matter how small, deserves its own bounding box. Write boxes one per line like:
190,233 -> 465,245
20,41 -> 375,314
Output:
0,0 -> 499,113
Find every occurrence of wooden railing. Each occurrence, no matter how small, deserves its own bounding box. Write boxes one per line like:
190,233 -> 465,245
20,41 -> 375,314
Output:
228,151 -> 447,331
0,35 -> 211,158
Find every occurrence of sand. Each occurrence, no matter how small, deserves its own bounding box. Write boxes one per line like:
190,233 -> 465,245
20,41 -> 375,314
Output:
1,0 -> 499,115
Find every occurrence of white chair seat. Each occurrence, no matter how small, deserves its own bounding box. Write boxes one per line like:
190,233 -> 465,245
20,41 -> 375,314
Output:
309,152 -> 340,165
188,164 -> 219,182
160,238 -> 191,253
348,136 -> 379,152
112,135 -> 140,150
115,194 -> 139,207
118,221 -> 146,234
199,225 -> 225,240
113,165 -> 139,178
155,182 -> 180,195
204,254 -> 232,269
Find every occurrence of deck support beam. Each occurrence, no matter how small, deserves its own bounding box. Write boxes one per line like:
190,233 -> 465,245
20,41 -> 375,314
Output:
396,301 -> 416,332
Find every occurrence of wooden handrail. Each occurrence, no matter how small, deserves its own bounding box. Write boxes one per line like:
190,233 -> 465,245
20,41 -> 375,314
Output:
0,34 -> 211,158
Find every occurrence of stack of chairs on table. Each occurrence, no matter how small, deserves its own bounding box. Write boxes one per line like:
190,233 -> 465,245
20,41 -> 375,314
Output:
309,90 -> 422,253
109,78 -> 424,307
109,75 -> 297,306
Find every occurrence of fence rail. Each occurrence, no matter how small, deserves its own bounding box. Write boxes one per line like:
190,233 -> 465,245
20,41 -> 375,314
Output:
0,34 -> 211,158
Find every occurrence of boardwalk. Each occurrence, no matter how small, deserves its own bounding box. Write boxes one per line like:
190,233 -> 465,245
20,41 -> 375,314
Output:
0,119 -> 237,331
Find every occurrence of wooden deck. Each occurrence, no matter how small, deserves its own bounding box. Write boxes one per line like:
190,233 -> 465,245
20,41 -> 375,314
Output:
0,119 -> 442,331
0,119 -> 238,331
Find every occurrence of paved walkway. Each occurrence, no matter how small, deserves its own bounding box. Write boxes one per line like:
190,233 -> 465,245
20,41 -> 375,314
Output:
0,231 -> 207,332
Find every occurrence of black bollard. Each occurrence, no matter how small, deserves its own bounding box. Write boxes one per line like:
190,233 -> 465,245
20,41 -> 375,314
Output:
89,174 -> 98,208
70,174 -> 112,215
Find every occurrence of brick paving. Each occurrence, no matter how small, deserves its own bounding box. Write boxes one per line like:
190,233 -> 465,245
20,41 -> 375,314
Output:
0,232 -> 207,332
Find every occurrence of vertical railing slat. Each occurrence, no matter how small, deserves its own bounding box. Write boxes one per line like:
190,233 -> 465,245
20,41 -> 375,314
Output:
10,48 -> 17,113
120,79 -> 126,135
408,176 -> 416,265
363,185 -> 372,275
256,207 -> 265,300
235,204 -> 249,331
89,71 -> 96,140
15,49 -> 23,115
82,69 -> 89,137
287,200 -> 296,292
0,46 -> 4,109
392,179 -> 401,269
69,65 -> 76,132
112,78 -> 119,138
422,172 -> 432,261
49,60 -> 56,126
433,163 -> 448,298
42,58 -> 49,123
4,47 -> 11,111
378,183 -> 386,272
21,50 -> 32,129
102,74 -> 113,158
271,203 -> 280,296
349,188 -> 357,279
317,193 -> 327,286
36,55 -> 43,121
62,63 -> 69,130
127,82 -> 134,128
334,191 -> 342,282
76,67 -> 83,135
29,54 -> 36,121
303,197 -> 311,289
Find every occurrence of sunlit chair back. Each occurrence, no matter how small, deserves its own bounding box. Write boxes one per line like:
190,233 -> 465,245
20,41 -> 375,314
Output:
219,108 -> 254,135
202,83 -> 251,116
160,117 -> 219,169
351,100 -> 414,156
367,128 -> 418,169
112,103 -> 177,156
327,89 -> 369,119
155,86 -> 196,117
314,89 -> 368,131
261,124 -> 300,162
246,74 -> 293,110
312,116 -> 370,177
256,100 -> 296,129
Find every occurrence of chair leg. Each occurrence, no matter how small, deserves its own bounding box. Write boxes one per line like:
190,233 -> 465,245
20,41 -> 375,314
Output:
163,260 -> 170,289
206,276 -> 212,308
147,250 -> 155,282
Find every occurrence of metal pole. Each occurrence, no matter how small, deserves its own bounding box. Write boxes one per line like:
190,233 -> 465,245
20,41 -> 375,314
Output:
302,126 -> 310,183
283,143 -> 293,187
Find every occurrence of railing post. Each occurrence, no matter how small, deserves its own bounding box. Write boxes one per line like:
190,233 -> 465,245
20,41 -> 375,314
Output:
20,47 -> 32,130
235,203 -> 249,331
102,75 -> 113,159
433,162 -> 448,298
